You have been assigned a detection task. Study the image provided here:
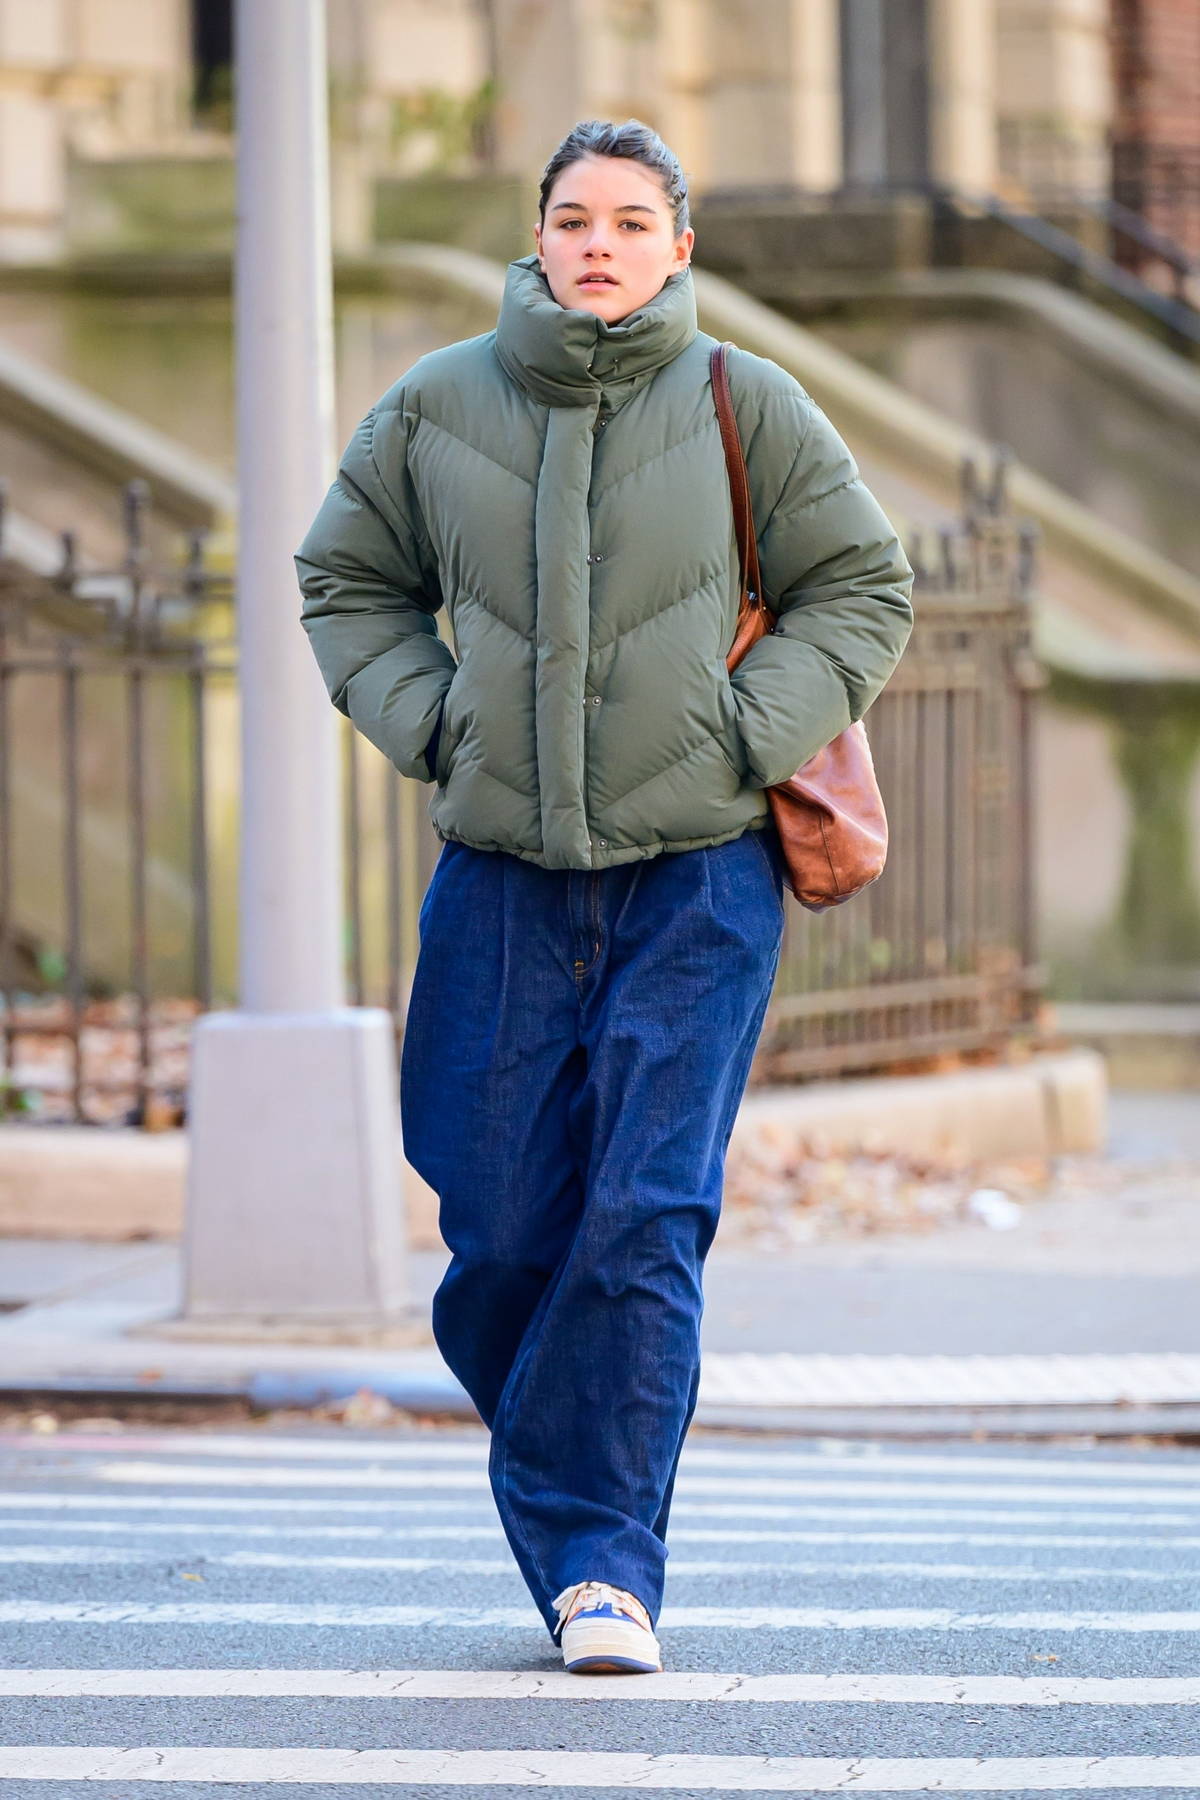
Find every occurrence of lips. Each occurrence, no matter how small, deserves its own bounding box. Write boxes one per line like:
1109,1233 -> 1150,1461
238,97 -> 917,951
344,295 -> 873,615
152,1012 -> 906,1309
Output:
578,274 -> 618,287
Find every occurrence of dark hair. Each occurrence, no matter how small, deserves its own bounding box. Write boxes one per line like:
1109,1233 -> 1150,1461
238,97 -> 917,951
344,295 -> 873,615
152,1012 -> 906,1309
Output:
538,119 -> 690,237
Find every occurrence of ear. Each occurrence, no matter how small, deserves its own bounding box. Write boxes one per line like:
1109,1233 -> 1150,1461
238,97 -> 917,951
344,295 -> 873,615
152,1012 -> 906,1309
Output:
533,220 -> 546,269
672,226 -> 695,271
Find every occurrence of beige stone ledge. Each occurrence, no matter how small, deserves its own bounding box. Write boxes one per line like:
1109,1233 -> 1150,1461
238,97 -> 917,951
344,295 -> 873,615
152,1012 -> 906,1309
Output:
0,1050 -> 1105,1252
0,1127 -> 441,1250
736,1047 -> 1107,1166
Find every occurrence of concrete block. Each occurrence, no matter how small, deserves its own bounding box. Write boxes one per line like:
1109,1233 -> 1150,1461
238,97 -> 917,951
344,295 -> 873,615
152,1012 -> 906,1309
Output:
183,1008 -> 407,1320
1040,1047 -> 1109,1153
735,1049 -> 1107,1164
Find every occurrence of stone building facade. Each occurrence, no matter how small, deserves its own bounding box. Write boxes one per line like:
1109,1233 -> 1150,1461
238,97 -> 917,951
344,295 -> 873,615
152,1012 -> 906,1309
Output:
5,0 -> 1199,264
0,0 -> 193,261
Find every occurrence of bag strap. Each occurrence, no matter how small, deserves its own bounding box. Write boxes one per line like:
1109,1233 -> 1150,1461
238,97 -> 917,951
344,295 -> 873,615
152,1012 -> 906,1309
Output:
710,341 -> 764,612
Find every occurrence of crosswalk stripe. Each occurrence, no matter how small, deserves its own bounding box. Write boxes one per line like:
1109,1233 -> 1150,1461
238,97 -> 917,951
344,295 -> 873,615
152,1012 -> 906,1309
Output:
1,1600 -> 1196,1630
12,1432 -> 1198,1483
1,1747 -> 1198,1787
3,1668 -> 1199,1704
3,1489 -> 1196,1526
0,1544 -> 1191,1583
1,1518 -> 1197,1550
700,1350 -> 1200,1408
4,1434 -> 1197,1793
85,1460 -> 1200,1506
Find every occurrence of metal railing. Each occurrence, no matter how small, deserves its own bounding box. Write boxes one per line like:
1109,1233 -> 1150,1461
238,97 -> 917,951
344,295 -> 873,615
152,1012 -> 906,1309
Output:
0,482 -> 234,1124
696,180 -> 1200,350
948,190 -> 1200,350
0,462 -> 1042,1123
1110,140 -> 1200,291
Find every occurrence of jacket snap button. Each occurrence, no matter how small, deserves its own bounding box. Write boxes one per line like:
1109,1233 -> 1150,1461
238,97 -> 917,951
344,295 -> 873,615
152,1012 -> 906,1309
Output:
599,839 -> 608,847
591,696 -> 602,706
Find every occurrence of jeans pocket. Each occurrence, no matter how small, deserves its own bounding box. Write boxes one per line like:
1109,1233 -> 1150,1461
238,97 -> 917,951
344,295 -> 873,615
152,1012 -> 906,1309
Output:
746,823 -> 786,895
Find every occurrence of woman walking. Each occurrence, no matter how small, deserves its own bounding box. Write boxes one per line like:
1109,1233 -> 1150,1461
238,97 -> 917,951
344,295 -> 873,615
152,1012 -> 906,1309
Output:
296,119 -> 913,1675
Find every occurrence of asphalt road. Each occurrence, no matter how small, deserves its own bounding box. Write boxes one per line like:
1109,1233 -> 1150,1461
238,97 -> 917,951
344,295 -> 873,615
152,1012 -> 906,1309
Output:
0,1422 -> 1197,1795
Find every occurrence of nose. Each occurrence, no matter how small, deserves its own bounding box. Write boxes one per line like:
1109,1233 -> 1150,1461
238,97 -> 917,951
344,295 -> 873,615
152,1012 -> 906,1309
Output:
583,226 -> 614,256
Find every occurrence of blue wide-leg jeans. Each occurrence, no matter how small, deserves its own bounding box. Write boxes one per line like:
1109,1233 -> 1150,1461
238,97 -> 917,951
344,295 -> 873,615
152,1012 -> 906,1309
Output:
399,824 -> 786,1641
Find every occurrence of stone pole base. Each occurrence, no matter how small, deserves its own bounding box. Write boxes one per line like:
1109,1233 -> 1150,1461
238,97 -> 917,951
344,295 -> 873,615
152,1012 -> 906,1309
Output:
183,1008 -> 407,1324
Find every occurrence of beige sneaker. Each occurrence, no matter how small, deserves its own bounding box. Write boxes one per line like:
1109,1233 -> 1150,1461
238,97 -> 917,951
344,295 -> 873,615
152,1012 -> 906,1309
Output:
552,1579 -> 663,1674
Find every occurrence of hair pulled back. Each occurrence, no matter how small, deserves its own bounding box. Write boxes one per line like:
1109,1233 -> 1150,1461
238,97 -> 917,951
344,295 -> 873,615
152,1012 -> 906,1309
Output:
538,119 -> 690,238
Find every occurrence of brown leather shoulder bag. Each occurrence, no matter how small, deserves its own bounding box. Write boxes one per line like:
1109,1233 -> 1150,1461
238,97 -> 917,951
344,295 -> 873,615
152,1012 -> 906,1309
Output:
711,341 -> 889,912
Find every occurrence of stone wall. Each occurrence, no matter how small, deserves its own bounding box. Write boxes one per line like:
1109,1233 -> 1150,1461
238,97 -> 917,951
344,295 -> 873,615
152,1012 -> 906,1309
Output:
994,0 -> 1114,202
0,0 -> 192,263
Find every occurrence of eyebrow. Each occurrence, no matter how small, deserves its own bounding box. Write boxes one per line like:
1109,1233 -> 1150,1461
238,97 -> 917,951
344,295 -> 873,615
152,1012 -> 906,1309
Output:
549,201 -> 657,215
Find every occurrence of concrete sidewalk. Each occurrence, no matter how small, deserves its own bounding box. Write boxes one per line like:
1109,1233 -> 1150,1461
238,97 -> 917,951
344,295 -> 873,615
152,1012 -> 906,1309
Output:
1,1089 -> 1197,1436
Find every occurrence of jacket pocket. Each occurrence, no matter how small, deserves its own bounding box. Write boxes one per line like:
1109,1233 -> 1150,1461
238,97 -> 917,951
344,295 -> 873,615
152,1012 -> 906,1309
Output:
715,659 -> 749,779
434,663 -> 466,786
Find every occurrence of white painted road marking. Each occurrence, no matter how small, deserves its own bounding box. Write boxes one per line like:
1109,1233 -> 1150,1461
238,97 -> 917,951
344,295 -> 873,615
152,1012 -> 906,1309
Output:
2,1600 -> 1197,1630
2,1517 -> 1198,1550
1,1748 -> 1199,1787
700,1350 -> 1200,1408
4,1489 -> 1197,1525
0,1544 -> 1192,1584
85,1459 -> 1200,1507
4,1434 -> 1199,1793
2,1668 -> 1200,1705
12,1432 -> 1200,1483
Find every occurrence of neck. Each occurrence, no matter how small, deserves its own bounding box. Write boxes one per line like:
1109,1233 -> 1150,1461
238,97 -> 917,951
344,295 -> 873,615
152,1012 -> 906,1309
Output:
494,253 -> 698,408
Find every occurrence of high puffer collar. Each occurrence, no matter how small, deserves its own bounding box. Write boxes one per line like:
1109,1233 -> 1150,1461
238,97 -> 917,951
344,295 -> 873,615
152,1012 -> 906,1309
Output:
494,252 -> 698,409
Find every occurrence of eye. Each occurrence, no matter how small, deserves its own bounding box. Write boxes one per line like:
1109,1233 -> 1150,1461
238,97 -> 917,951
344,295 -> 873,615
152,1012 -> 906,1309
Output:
620,220 -> 646,231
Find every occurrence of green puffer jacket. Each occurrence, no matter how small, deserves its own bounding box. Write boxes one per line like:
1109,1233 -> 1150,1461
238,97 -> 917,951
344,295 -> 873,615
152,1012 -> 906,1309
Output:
296,253 -> 914,871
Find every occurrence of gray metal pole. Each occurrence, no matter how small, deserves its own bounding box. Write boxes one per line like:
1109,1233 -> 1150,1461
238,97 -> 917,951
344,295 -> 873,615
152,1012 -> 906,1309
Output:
234,0 -> 342,1011
182,0 -> 408,1327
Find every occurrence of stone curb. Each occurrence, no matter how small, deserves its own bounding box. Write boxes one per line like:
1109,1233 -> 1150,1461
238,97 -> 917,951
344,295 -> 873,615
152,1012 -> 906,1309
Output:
0,1370 -> 478,1420
3,1375 -> 1196,1441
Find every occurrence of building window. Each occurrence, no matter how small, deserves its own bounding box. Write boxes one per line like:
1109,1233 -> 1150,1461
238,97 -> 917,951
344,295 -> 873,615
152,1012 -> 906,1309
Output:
192,0 -> 234,128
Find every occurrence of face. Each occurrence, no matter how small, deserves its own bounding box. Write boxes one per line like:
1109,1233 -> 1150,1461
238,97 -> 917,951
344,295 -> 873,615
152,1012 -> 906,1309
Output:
534,154 -> 694,324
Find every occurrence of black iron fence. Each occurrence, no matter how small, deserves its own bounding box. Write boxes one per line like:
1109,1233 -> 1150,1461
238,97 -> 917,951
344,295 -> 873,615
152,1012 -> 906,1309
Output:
762,462 -> 1043,1078
0,464 -> 1042,1124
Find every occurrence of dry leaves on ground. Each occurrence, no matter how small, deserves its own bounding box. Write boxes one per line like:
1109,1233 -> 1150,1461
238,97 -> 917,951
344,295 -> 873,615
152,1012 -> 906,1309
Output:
720,1120 -> 1147,1248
